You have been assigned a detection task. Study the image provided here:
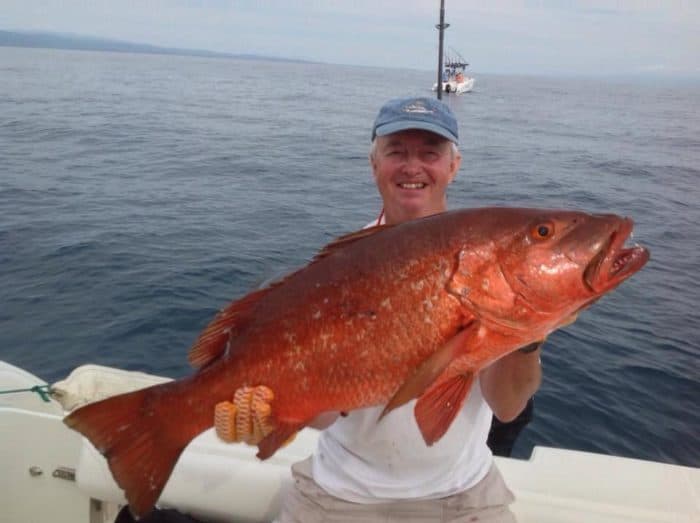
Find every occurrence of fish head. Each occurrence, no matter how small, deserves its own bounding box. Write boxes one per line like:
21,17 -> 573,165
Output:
506,209 -> 648,319
464,209 -> 649,330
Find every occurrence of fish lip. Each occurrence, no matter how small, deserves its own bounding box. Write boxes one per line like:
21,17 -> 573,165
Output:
583,234 -> 612,292
583,218 -> 649,293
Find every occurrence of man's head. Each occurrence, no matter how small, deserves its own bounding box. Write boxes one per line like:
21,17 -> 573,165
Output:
369,97 -> 461,225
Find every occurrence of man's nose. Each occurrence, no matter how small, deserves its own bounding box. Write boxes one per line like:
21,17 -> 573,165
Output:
402,154 -> 422,176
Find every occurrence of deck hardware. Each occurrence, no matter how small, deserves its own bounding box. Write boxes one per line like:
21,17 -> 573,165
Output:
52,466 -> 76,481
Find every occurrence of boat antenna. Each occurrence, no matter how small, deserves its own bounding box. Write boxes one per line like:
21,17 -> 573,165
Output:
436,0 -> 449,100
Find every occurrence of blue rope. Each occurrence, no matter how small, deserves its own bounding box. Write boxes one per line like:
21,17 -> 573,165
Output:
0,385 -> 52,402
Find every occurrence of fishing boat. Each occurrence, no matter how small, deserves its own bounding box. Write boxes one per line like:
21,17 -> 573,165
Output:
432,48 -> 475,94
431,0 -> 474,96
2,359 -> 698,522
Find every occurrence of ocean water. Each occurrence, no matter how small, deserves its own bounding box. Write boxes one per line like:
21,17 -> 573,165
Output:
1,46 -> 698,467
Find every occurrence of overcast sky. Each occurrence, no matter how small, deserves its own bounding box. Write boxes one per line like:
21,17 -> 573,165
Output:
3,1 -> 699,77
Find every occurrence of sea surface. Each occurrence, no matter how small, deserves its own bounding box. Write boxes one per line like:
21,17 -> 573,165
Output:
1,46 -> 698,467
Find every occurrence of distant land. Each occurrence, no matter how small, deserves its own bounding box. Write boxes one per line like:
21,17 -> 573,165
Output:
0,29 -> 311,64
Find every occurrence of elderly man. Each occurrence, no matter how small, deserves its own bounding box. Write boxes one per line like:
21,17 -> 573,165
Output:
217,97 -> 542,522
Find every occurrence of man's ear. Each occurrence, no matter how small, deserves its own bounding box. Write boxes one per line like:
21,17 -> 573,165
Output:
448,151 -> 462,183
369,153 -> 379,180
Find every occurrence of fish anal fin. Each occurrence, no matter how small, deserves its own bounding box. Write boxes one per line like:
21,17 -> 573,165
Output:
415,371 -> 475,446
256,422 -> 303,460
379,321 -> 477,421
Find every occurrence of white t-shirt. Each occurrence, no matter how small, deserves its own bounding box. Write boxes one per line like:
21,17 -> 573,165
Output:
312,380 -> 494,502
311,214 -> 494,502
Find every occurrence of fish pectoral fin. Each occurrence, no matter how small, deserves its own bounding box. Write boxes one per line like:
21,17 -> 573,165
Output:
414,372 -> 475,446
379,322 -> 477,421
256,421 -> 303,460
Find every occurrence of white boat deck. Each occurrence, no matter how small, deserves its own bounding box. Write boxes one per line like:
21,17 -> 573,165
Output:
2,361 -> 698,523
499,448 -> 699,522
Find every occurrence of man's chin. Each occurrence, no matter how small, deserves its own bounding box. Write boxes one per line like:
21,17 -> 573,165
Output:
392,189 -> 430,205
389,200 -> 443,223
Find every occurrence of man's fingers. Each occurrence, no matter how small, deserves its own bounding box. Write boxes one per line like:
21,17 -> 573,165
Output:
215,385 -> 277,445
251,401 -> 271,443
251,385 -> 274,404
250,387 -> 275,443
214,401 -> 238,442
234,386 -> 255,443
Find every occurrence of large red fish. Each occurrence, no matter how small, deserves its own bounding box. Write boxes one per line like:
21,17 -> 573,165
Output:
64,208 -> 649,517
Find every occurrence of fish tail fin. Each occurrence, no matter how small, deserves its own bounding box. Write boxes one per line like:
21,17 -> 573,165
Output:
64,383 -> 200,518
414,371 -> 475,445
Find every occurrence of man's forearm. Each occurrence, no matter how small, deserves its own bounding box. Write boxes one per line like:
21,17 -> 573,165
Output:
480,343 -> 543,422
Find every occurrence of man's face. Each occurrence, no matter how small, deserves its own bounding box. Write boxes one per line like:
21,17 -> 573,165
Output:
371,129 -> 461,225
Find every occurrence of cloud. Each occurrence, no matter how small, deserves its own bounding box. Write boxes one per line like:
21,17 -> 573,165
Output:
1,0 -> 698,76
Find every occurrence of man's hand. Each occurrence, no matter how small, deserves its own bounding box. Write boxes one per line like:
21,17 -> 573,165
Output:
214,385 -> 279,445
214,385 -> 346,446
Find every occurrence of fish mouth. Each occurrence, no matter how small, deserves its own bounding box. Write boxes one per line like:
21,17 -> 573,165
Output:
583,218 -> 650,294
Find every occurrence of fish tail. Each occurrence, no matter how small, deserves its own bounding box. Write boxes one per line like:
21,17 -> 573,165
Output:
64,382 -> 204,518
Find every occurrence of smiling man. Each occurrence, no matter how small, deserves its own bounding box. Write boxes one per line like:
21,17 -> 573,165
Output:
211,97 -> 541,522
369,97 -> 461,225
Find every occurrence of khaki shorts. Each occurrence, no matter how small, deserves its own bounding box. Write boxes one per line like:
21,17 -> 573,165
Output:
276,457 -> 516,523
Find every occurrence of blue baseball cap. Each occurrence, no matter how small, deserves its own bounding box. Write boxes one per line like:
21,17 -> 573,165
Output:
371,97 -> 459,144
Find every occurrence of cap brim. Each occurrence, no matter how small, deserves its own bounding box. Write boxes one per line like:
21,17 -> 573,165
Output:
374,120 -> 458,144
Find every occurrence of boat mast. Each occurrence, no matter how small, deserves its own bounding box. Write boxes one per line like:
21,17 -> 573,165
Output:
436,0 -> 449,100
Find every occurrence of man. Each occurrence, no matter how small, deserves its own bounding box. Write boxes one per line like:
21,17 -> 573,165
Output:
216,97 -> 542,522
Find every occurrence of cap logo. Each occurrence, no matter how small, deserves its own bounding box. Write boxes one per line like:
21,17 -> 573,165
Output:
402,101 -> 434,114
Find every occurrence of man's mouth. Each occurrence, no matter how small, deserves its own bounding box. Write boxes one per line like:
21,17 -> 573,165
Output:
398,182 -> 427,189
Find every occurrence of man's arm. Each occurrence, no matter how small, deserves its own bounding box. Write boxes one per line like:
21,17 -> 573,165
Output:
479,342 -> 543,422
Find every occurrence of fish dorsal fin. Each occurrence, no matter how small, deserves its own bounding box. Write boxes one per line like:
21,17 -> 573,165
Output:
188,286 -> 277,368
379,319 -> 477,420
313,225 -> 391,261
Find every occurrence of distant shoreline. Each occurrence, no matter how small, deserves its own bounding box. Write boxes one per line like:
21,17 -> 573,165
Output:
2,29 -> 698,81
0,29 -> 312,64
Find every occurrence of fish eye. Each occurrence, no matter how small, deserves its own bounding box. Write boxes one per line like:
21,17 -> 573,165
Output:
531,221 -> 555,240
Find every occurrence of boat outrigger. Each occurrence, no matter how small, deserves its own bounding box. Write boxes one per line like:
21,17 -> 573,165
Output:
432,0 -> 474,97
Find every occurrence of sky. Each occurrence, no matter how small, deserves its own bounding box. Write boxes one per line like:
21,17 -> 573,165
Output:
2,0 -> 699,77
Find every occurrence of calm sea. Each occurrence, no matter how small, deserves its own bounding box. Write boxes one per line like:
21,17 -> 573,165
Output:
1,47 -> 698,467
